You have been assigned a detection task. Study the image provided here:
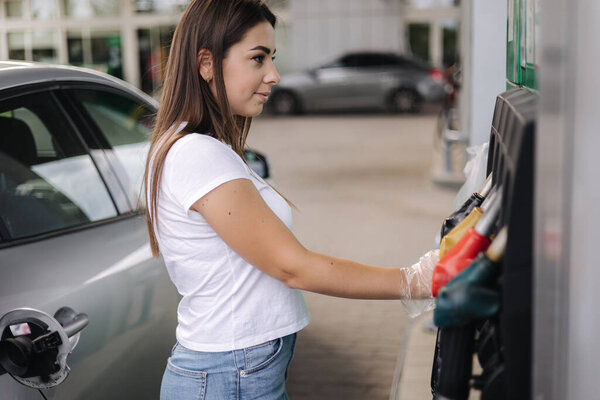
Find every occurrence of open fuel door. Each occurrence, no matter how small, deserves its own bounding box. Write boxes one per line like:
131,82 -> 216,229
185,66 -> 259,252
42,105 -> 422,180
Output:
0,307 -> 88,389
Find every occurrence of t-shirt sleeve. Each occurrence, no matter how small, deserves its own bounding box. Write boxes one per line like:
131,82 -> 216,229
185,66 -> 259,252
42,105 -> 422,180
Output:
163,135 -> 250,214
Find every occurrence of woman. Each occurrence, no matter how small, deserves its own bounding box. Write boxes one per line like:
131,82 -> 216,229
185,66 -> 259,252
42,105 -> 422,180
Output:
145,1 -> 438,399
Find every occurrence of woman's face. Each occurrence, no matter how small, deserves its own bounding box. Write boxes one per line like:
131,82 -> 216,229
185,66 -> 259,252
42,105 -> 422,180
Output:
216,21 -> 280,117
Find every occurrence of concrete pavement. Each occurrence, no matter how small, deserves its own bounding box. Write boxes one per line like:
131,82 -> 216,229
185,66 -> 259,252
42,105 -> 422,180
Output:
396,313 -> 438,400
249,114 -> 458,399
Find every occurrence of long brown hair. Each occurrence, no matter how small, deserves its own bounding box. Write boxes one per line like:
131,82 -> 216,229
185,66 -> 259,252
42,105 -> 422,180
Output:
144,0 -> 277,257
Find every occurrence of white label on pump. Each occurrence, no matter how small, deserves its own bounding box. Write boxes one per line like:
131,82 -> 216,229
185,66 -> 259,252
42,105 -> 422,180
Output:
9,322 -> 31,336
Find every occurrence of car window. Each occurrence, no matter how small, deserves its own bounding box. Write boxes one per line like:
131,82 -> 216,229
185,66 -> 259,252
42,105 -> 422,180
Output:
402,57 -> 430,70
341,55 -> 362,67
378,54 -> 402,66
0,93 -> 118,242
338,53 -> 422,69
339,54 -> 389,68
393,57 -> 411,67
361,54 -> 387,67
71,89 -> 153,209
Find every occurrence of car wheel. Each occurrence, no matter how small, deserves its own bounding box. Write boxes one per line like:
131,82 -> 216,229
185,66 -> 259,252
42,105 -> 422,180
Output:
271,91 -> 301,115
389,89 -> 420,113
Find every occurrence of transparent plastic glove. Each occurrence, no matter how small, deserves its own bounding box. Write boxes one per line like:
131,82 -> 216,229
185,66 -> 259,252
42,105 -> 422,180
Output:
400,249 -> 439,318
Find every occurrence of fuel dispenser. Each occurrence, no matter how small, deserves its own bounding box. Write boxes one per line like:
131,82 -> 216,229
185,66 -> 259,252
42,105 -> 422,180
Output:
430,87 -> 537,399
426,0 -> 540,396
0,307 -> 88,390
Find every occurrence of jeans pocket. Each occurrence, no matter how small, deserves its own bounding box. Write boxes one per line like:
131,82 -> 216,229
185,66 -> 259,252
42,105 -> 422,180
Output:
241,337 -> 283,375
161,358 -> 207,400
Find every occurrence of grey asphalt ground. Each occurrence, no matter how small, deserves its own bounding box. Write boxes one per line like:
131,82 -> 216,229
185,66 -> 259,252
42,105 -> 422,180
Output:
247,113 -> 459,399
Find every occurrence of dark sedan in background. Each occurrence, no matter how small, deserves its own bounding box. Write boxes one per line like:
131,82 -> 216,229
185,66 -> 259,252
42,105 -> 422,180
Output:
269,51 -> 452,115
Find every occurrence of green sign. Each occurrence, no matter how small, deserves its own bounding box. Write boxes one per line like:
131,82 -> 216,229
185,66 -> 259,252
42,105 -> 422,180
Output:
506,0 -> 539,90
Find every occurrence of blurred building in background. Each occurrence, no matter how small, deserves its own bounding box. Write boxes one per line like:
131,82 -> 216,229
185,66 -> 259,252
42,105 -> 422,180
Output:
282,0 -> 459,72
0,0 -> 459,97
0,0 -> 192,96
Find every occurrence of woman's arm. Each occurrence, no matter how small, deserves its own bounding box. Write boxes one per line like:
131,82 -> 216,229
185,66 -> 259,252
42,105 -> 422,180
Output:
191,178 -> 432,300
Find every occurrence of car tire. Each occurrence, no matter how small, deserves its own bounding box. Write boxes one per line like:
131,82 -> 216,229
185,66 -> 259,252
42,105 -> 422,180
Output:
389,88 -> 420,113
270,91 -> 301,115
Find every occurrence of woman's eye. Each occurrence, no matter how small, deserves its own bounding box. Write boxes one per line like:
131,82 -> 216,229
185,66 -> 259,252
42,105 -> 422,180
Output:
252,55 -> 265,64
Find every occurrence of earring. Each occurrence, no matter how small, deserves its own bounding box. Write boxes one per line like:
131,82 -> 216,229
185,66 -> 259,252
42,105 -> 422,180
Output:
206,75 -> 212,83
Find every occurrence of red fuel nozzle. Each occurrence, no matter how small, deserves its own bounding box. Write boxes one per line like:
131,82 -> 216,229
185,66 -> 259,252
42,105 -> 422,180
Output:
432,190 -> 502,297
432,228 -> 490,297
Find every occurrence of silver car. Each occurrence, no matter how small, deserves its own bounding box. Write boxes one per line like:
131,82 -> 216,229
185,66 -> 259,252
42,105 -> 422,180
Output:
269,51 -> 451,114
0,62 -> 270,399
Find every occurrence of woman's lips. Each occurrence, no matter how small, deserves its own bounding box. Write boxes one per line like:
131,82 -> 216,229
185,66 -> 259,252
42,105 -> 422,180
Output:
255,92 -> 270,102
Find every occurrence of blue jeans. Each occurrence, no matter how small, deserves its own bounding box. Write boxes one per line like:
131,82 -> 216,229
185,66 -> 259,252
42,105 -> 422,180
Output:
160,333 -> 297,400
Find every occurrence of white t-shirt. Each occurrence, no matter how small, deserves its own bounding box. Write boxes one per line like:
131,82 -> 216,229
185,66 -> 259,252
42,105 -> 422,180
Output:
153,125 -> 310,352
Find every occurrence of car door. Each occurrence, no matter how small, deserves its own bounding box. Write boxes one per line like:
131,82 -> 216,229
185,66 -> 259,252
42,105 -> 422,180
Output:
0,87 -> 178,399
309,64 -> 355,109
340,54 -> 402,108
296,56 -> 359,110
308,54 -> 389,110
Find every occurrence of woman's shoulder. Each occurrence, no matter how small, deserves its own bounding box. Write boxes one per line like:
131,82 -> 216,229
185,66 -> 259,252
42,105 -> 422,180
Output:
170,132 -> 232,157
165,122 -> 226,150
165,131 -> 248,176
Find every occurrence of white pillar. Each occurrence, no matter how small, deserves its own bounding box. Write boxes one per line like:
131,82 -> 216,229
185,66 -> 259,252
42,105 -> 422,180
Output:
467,0 -> 506,146
430,18 -> 442,67
82,28 -> 92,66
121,0 -> 140,87
565,4 -> 600,399
55,0 -> 67,64
24,30 -> 32,61
458,0 -> 472,136
56,29 -> 68,64
0,32 -> 7,60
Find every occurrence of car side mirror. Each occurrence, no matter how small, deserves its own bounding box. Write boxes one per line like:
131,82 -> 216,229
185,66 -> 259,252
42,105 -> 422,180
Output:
244,149 -> 270,179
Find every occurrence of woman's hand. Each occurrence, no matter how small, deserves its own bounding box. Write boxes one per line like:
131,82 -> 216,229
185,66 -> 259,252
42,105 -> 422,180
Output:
399,249 -> 439,299
399,249 -> 439,317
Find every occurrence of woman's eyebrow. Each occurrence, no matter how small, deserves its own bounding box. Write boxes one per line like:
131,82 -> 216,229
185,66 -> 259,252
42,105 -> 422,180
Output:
249,45 -> 276,55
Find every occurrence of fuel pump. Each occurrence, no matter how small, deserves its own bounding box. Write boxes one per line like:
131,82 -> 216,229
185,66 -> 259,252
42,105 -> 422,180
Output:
0,307 -> 88,390
430,188 -> 502,397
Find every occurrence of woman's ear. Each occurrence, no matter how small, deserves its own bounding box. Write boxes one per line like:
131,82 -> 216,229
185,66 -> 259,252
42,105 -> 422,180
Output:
197,49 -> 214,83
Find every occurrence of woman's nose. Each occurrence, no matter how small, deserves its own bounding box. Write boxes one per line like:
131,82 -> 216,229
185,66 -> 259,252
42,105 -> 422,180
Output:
265,62 -> 280,85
